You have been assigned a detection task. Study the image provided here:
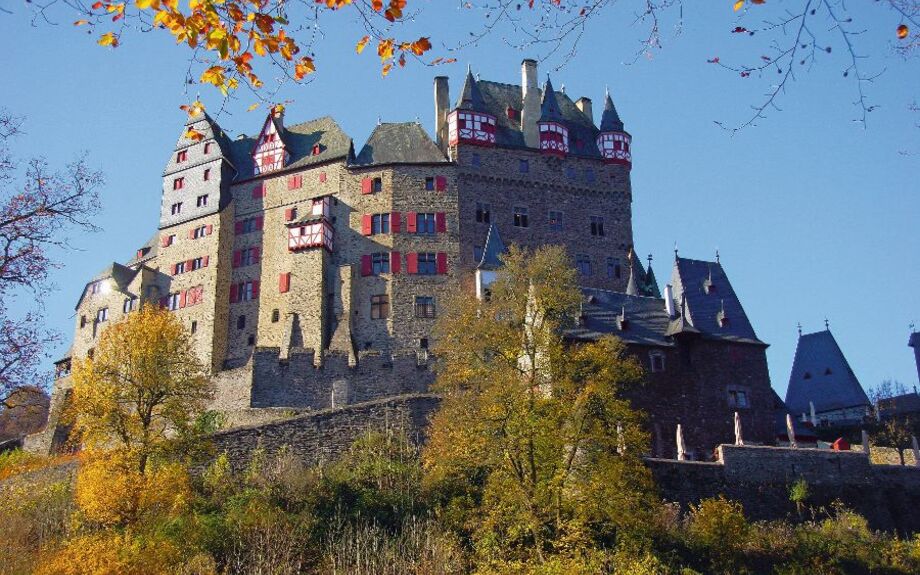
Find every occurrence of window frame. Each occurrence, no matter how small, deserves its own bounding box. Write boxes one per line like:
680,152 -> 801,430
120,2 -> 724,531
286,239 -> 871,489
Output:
513,206 -> 529,228
414,296 -> 436,318
370,294 -> 390,320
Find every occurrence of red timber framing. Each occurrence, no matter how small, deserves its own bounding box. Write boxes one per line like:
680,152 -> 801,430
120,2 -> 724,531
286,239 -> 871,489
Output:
447,110 -> 496,146
287,196 -> 334,253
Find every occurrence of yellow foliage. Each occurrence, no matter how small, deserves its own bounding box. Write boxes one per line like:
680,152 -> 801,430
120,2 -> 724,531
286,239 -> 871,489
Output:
74,450 -> 193,527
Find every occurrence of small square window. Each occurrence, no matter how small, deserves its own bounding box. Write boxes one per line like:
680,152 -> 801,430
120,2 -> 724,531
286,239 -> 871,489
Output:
190,320 -> 197,334
271,309 -> 280,323
606,257 -> 621,279
590,216 -> 605,237
473,245 -> 483,262
575,254 -> 592,276
372,177 -> 383,193
416,213 -> 436,234
237,315 -> 246,330
371,253 -> 390,275
176,150 -> 187,163
585,168 -> 595,183
519,159 -> 529,173
471,153 -> 481,167
425,177 -> 435,191
728,388 -> 749,408
173,177 -> 184,190
649,351 -> 665,373
414,296 -> 436,318
96,308 -> 108,322
565,167 -> 576,180
204,142 -> 212,155
247,334 -> 255,346
203,168 -> 211,181
548,211 -> 563,232
371,213 -> 390,235
197,194 -> 208,207
171,202 -> 182,215
417,253 -> 437,275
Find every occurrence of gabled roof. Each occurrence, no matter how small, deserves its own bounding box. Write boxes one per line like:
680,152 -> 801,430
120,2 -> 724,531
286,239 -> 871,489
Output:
879,392 -> 920,417
456,69 -> 488,113
670,257 -> 763,344
354,122 -> 448,166
472,80 -> 602,156
566,288 -> 673,347
539,77 -> 565,123
228,116 -> 352,180
785,329 -> 870,416
664,296 -> 700,338
644,259 -> 662,298
75,262 -> 138,310
476,224 -> 507,270
599,90 -> 625,132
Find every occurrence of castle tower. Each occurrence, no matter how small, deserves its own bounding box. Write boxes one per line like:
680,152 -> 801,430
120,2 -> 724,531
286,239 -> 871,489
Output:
447,68 -> 497,147
536,76 -> 569,157
596,89 -> 632,169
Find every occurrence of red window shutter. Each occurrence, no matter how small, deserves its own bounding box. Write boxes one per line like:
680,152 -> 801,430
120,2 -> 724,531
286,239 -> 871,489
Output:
251,246 -> 261,264
319,172 -> 327,183
179,290 -> 187,309
406,252 -> 418,274
203,255 -> 209,267
361,255 -> 372,276
251,280 -> 260,299
172,263 -> 179,275
435,175 -> 447,191
391,251 -> 401,274
136,249 -> 144,259
391,212 -> 401,233
160,235 -> 169,248
159,296 -> 169,308
361,177 -> 372,194
279,272 -> 291,293
234,221 -> 243,234
284,208 -> 294,221
361,214 -> 372,236
251,185 -> 261,199
206,224 -> 213,235
186,259 -> 194,271
407,212 -> 417,233
232,250 -> 241,268
436,252 -> 448,275
188,228 -> 195,240
287,175 -> 296,190
229,284 -> 238,303
435,212 -> 447,233
255,217 -> 264,230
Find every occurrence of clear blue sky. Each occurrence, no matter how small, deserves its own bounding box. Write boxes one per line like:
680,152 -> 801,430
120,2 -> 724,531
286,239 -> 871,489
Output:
2,2 -> 918,397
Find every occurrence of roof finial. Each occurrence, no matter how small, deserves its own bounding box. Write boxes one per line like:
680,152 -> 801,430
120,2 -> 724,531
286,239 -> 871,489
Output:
674,241 -> 679,262
797,322 -> 802,337
716,248 -> 720,264
647,253 -> 653,267
467,62 -> 472,74
911,322 -> 916,334
605,84 -> 610,98
824,317 -> 830,330
377,116 -> 381,126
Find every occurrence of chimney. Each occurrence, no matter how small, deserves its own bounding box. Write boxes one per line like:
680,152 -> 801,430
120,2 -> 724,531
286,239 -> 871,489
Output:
434,76 -> 450,151
576,97 -> 593,125
664,284 -> 676,318
520,59 -> 540,148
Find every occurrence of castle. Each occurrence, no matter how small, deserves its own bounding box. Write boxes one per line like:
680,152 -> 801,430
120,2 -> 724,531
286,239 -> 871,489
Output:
31,60 -> 778,459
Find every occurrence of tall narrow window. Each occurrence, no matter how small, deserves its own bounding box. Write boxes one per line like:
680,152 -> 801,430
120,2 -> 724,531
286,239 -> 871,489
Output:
548,211 -> 563,232
590,216 -> 605,236
203,142 -> 212,154
519,159 -> 529,173
606,257 -> 621,279
416,213 -> 436,234
649,351 -> 665,373
425,177 -> 435,191
370,294 -> 389,319
372,177 -> 383,193
575,254 -> 592,276
475,202 -> 491,224
513,207 -> 529,228
176,150 -> 187,163
417,253 -> 437,275
171,202 -> 182,215
96,308 -> 108,322
173,177 -> 184,190
203,168 -> 211,181
371,213 -> 390,234
197,194 -> 208,207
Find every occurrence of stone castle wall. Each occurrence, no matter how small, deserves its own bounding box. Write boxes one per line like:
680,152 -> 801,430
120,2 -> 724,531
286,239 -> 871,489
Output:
649,444 -> 920,533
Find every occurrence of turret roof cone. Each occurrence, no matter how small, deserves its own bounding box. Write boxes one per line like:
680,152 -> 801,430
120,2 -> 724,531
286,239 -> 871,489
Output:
539,76 -> 565,123
457,68 -> 488,112
600,89 -> 625,132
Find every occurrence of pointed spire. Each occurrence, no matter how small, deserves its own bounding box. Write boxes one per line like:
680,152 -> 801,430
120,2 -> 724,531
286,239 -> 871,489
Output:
599,89 -> 625,132
797,322 -> 802,337
476,224 -> 507,270
539,76 -> 564,123
644,254 -> 661,298
458,67 -> 487,112
625,249 -> 641,296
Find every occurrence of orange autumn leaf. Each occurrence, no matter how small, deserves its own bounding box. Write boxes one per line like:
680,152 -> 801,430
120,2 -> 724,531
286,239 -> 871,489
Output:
184,128 -> 205,141
733,0 -> 743,11
179,100 -> 206,117
356,35 -> 370,54
294,56 -> 315,80
377,38 -> 394,61
897,24 -> 909,40
73,19 -> 90,25
97,32 -> 119,47
410,36 -> 431,56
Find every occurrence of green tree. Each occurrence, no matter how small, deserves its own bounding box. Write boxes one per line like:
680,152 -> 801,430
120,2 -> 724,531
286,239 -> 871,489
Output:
70,304 -> 214,474
424,244 -> 658,569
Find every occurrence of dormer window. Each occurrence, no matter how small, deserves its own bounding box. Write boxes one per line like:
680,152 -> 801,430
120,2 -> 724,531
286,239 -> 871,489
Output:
204,142 -> 212,154
506,106 -> 519,120
804,372 -> 812,380
825,368 -> 832,375
311,143 -> 321,156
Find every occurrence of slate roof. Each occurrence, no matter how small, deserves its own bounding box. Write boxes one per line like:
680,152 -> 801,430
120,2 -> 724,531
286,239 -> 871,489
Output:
457,69 -> 488,112
539,77 -> 565,123
124,232 -> 160,268
785,329 -> 871,416
354,122 -> 448,166
670,257 -> 763,344
599,91 -> 625,132
476,224 -> 507,270
643,259 -> 662,298
566,288 -> 674,346
473,80 -> 602,157
878,392 -> 920,418
228,116 -> 352,180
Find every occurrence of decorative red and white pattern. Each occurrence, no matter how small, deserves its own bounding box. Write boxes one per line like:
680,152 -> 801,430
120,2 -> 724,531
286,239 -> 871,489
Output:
596,132 -> 632,166
288,220 -> 334,252
448,111 -> 496,146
